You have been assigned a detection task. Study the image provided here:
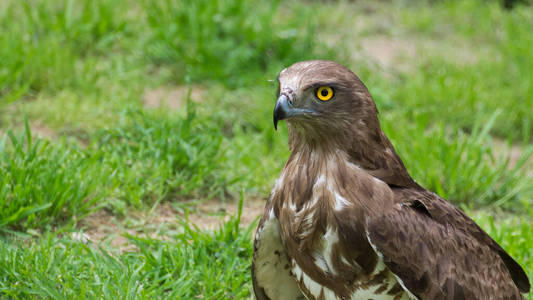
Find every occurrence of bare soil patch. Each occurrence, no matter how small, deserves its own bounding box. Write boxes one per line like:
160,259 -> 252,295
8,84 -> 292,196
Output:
184,197 -> 265,230
0,121 -> 56,140
353,35 -> 482,74
30,121 -> 57,140
79,197 -> 266,251
359,36 -> 417,71
493,139 -> 532,169
318,2 -> 483,74
143,85 -> 205,110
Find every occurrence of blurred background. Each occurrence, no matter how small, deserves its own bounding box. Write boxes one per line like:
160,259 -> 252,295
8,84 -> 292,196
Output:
0,0 -> 532,298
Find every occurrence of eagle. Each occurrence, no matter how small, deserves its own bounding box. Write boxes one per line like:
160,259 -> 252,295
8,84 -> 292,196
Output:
251,60 -> 530,300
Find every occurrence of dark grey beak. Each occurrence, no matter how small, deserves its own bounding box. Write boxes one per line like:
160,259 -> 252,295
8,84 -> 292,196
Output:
273,94 -> 291,130
273,94 -> 317,130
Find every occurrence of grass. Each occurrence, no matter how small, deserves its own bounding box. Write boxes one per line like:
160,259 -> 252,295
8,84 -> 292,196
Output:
0,208 -> 529,299
0,211 -> 254,299
94,106 -> 230,210
0,0 -> 532,298
382,111 -> 533,208
0,123 -> 103,231
384,0 -> 533,141
0,0 -> 133,101
142,0 -> 323,86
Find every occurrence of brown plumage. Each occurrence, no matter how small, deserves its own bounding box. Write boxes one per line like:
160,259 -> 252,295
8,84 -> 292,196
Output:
252,60 -> 530,300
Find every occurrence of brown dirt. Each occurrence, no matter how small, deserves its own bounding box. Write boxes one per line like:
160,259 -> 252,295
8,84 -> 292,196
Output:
143,85 -> 205,110
358,36 -> 417,71
79,209 -> 138,251
0,122 -> 56,140
353,35 -> 481,75
185,197 -> 265,230
493,139 -> 532,169
78,197 -> 266,251
30,122 -> 57,140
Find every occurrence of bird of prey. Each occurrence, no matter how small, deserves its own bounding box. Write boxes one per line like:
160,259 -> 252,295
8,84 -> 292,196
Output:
252,60 -> 530,300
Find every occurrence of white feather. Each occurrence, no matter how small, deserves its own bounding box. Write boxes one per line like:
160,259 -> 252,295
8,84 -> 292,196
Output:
254,217 -> 303,300
292,262 -> 340,300
333,192 -> 350,211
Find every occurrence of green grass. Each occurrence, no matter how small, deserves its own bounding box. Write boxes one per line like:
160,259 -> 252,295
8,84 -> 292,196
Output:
94,106 -> 230,210
0,0 -> 532,298
0,0 -> 133,101
382,111 -> 533,208
378,0 -> 533,141
0,209 -> 530,299
0,211 -> 254,299
0,123 -> 103,231
142,0 -> 324,87
0,104 -> 239,229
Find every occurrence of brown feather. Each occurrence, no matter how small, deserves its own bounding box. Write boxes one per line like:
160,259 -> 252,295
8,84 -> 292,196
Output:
367,188 -> 528,299
252,60 -> 530,300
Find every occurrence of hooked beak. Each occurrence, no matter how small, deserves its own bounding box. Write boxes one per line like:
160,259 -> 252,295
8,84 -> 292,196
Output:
273,94 -> 292,130
273,94 -> 316,130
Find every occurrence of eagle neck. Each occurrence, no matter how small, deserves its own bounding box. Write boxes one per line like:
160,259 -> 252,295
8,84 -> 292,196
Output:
286,124 -> 418,189
274,146 -> 349,213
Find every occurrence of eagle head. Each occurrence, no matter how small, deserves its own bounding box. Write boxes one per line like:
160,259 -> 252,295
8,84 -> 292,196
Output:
274,60 -> 381,149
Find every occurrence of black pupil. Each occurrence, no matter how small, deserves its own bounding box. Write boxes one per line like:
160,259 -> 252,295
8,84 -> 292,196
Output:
321,89 -> 329,97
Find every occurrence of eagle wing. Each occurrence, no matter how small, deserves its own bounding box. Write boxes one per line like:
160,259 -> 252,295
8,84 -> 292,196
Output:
365,189 -> 530,300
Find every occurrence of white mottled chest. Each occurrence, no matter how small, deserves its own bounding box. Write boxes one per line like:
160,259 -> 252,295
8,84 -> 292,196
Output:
268,153 -> 412,299
253,211 -> 304,300
291,230 -> 409,300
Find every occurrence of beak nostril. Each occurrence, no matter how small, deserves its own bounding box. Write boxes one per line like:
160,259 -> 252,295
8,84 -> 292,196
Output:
273,92 -> 317,130
280,90 -> 295,107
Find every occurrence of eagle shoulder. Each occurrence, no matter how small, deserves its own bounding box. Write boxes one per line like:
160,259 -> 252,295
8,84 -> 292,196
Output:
365,188 -> 528,300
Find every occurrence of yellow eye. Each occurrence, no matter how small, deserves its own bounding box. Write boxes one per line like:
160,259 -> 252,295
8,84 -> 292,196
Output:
316,86 -> 334,101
